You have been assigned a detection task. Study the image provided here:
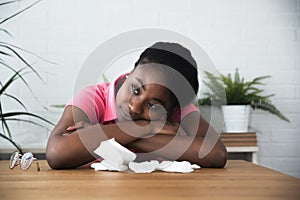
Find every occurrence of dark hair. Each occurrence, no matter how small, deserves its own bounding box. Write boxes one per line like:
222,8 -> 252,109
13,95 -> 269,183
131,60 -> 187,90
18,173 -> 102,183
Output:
134,42 -> 199,121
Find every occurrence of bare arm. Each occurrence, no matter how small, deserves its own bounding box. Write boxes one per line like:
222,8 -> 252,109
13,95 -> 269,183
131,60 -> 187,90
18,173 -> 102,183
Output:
126,112 -> 227,168
46,106 -> 160,169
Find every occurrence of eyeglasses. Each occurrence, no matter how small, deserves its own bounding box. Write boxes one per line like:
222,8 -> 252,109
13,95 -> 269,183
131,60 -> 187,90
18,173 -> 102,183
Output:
9,152 -> 40,171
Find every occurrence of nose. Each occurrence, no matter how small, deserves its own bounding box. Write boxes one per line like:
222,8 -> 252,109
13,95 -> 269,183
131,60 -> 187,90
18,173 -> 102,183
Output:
128,97 -> 143,117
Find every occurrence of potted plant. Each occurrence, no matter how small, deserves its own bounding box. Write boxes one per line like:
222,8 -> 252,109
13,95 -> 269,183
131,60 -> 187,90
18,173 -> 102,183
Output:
0,0 -> 54,153
197,68 -> 289,133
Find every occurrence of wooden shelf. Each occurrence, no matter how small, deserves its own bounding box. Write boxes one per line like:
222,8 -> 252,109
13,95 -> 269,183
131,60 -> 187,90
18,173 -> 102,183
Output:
221,132 -> 259,164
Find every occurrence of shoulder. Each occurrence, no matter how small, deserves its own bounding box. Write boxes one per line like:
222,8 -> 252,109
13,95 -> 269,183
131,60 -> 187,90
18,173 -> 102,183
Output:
181,103 -> 199,116
65,83 -> 110,124
172,103 -> 199,122
67,83 -> 108,105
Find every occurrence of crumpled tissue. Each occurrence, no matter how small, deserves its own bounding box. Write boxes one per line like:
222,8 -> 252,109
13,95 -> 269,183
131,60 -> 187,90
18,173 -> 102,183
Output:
91,138 -> 201,173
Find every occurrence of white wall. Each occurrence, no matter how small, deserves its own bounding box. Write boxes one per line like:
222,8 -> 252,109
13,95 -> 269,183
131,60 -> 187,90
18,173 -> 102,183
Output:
1,0 -> 299,177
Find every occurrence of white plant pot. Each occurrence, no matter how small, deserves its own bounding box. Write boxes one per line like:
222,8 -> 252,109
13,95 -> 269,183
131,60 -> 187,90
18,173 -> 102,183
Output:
222,105 -> 250,133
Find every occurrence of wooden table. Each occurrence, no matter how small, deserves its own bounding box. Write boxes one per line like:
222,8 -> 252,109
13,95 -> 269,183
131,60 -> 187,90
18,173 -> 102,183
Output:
0,160 -> 299,200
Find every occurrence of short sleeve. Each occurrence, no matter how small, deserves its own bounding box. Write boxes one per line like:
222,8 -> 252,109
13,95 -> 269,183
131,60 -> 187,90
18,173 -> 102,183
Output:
172,103 -> 199,123
65,84 -> 106,124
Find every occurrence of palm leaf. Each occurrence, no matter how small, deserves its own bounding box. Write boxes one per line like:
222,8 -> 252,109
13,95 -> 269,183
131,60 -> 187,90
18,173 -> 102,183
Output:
252,101 -> 290,122
1,112 -> 55,126
0,42 -> 57,64
2,93 -> 28,110
0,43 -> 44,82
50,104 -> 66,108
0,28 -> 12,37
0,61 -> 50,110
0,132 -> 22,153
0,0 -> 41,25
0,67 -> 25,95
4,118 -> 52,131
101,74 -> 109,82
0,0 -> 51,151
0,0 -> 20,6
0,49 -> 12,57
0,61 -> 32,91
202,72 -> 226,105
0,99 -> 12,138
1,118 -> 12,138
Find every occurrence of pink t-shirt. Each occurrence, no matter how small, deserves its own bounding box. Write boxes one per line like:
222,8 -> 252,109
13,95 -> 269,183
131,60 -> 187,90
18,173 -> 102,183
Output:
66,74 -> 198,124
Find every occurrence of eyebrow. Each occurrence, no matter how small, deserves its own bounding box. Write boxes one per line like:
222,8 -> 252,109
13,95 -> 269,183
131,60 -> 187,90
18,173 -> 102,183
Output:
135,77 -> 167,107
136,77 -> 146,91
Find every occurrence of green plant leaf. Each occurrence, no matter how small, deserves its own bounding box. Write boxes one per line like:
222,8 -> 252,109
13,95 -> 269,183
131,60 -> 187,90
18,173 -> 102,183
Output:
0,0 -> 20,6
0,28 -> 12,37
0,49 -> 13,57
0,60 -> 30,88
2,93 -> 28,111
245,75 -> 271,89
1,111 -> 55,126
252,101 -> 290,122
234,68 -> 240,83
0,61 -> 50,110
0,132 -> 22,153
50,104 -> 66,108
0,42 -> 57,64
201,71 -> 227,105
0,67 -> 25,95
0,0 -> 52,151
4,118 -> 52,131
0,99 -> 13,139
0,0 -> 41,25
0,43 -> 44,82
101,74 -> 109,82
1,118 -> 12,139
197,69 -> 289,122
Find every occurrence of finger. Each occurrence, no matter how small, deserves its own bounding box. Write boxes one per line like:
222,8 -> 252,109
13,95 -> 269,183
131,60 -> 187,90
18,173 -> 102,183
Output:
66,125 -> 76,131
66,123 -> 84,131
74,123 -> 84,129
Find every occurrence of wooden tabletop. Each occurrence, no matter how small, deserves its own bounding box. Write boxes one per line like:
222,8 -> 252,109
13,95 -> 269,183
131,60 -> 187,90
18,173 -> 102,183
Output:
0,160 -> 299,200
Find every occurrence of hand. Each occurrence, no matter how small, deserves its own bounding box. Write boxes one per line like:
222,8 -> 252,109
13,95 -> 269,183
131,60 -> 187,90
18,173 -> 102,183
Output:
66,121 -> 91,132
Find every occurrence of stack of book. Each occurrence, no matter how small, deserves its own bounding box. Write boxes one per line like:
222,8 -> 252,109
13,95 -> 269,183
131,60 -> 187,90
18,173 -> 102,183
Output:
220,132 -> 257,147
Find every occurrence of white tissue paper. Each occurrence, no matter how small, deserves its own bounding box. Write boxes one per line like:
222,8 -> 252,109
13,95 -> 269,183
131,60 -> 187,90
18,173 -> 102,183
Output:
129,160 -> 160,173
92,138 -> 136,171
91,138 -> 201,173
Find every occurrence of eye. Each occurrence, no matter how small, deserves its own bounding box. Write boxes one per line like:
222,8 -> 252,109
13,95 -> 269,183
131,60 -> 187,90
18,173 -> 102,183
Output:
131,84 -> 140,95
148,102 -> 156,109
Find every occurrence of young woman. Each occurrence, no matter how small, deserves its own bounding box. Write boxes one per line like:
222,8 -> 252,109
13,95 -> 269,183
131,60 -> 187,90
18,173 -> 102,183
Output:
46,42 -> 227,169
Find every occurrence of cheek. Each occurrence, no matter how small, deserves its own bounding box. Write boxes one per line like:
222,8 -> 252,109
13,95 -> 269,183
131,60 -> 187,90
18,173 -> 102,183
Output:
116,84 -> 129,105
148,105 -> 168,121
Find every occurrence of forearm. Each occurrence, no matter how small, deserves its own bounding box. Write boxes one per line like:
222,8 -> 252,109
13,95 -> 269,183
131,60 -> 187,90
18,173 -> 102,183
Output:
127,135 -> 227,168
46,121 -> 153,169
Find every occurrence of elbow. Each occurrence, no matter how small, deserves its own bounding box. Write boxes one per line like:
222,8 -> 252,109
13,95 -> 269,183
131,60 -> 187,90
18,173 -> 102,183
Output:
211,147 -> 227,168
46,143 -> 68,170
198,144 -> 227,168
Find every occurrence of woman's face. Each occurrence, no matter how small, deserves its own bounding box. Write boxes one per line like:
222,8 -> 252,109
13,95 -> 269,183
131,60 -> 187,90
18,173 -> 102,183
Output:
116,66 -> 169,122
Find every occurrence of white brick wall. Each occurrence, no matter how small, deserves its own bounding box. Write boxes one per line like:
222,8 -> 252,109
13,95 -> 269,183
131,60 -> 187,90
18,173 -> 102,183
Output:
1,0 -> 299,178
